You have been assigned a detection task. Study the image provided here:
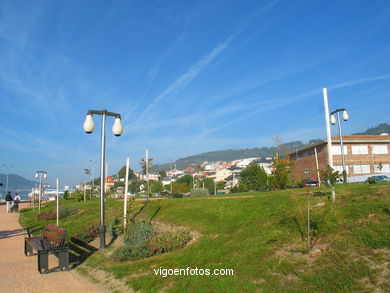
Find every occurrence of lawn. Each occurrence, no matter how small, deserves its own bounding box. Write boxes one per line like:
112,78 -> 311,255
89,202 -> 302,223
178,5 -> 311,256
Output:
19,183 -> 390,292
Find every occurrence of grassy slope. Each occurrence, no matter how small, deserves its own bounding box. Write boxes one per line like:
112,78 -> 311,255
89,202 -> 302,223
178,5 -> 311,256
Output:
19,184 -> 390,292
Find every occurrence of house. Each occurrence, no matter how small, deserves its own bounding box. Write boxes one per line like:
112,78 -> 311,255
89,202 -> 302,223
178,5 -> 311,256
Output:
287,134 -> 390,182
236,157 -> 259,169
104,176 -> 116,191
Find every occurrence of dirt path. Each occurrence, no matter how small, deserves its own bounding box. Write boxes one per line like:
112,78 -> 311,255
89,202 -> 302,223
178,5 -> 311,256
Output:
0,203 -> 107,293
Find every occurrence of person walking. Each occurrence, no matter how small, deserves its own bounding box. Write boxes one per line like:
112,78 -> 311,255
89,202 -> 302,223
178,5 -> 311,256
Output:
5,192 -> 13,213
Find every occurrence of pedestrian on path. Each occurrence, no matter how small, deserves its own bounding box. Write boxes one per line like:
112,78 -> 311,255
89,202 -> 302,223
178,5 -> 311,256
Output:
5,192 -> 13,213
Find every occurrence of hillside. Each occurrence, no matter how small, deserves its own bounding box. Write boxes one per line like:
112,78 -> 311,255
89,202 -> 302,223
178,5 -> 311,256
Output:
153,140 -> 321,172
19,184 -> 390,292
0,173 -> 36,190
353,123 -> 390,135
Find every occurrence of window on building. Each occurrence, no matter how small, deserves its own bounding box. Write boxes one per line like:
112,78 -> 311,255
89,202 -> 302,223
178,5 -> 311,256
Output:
352,145 -> 368,154
333,165 -> 349,174
352,165 -> 370,174
331,145 -> 348,155
374,164 -> 390,173
372,145 -> 388,154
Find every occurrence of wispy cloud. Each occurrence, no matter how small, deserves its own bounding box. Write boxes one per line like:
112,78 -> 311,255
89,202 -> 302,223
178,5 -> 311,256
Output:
328,74 -> 390,90
135,34 -> 234,124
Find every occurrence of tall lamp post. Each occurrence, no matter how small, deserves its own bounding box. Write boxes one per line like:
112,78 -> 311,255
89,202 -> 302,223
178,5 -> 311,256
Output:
35,171 -> 47,211
83,109 -> 123,249
3,164 -> 15,194
330,108 -> 349,184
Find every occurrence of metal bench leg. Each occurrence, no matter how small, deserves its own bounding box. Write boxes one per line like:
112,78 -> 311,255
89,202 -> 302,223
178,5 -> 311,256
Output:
25,240 -> 33,256
38,252 -> 48,274
58,251 -> 69,271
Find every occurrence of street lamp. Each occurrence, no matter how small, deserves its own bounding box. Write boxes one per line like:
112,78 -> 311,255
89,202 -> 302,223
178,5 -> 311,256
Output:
83,109 -> 123,249
330,108 -> 349,183
35,171 -> 47,210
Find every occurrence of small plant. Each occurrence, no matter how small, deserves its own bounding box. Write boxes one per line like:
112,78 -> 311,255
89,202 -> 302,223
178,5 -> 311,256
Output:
319,165 -> 341,202
73,223 -> 100,243
367,177 -> 376,184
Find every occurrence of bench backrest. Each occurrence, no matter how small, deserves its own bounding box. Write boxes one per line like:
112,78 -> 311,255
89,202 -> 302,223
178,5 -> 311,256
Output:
44,224 -> 67,249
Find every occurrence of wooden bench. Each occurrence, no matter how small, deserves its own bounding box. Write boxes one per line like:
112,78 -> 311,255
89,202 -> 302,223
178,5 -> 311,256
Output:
24,224 -> 69,273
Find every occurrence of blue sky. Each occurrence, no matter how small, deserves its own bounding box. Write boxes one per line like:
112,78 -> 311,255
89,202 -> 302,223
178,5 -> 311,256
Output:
0,0 -> 389,186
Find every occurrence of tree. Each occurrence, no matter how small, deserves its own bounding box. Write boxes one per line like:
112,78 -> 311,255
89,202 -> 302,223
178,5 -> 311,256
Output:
216,181 -> 226,189
140,158 -> 154,174
172,182 -> 190,194
176,175 -> 193,187
272,159 -> 292,189
199,177 -> 215,194
150,181 -> 164,194
117,166 -> 136,180
319,165 -> 341,202
238,162 -> 268,191
159,171 -> 167,179
129,180 -> 143,194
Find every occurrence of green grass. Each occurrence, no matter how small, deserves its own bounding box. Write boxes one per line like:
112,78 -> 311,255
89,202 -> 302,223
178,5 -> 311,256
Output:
19,184 -> 390,292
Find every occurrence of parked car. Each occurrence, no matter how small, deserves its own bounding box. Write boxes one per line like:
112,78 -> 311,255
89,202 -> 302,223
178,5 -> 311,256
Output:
303,179 -> 319,187
366,175 -> 390,183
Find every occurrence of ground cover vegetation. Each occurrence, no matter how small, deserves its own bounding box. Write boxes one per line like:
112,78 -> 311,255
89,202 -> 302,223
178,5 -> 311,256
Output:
19,183 -> 390,292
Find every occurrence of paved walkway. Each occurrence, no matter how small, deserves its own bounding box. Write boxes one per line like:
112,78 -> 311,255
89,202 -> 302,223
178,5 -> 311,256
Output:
0,203 -> 107,293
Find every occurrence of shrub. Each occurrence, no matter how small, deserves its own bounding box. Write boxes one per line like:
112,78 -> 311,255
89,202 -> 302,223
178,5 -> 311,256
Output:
75,192 -> 90,202
111,244 -> 151,261
190,188 -> 209,197
63,190 -> 69,200
124,221 -> 155,247
59,207 -> 78,218
73,223 -> 100,243
148,231 -> 192,254
367,177 -> 376,184
109,218 -> 123,237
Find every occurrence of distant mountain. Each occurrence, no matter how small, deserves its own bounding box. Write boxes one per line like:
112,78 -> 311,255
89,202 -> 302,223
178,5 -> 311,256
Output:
121,123 -> 389,174
0,173 -> 36,191
353,123 -> 390,135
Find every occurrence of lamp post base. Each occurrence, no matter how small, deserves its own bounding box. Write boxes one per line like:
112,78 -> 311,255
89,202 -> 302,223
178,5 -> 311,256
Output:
343,170 -> 347,184
99,225 -> 106,249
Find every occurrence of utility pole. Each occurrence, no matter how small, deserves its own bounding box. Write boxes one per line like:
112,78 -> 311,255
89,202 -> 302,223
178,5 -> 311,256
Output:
170,159 -> 173,194
146,149 -> 150,198
323,88 -> 333,167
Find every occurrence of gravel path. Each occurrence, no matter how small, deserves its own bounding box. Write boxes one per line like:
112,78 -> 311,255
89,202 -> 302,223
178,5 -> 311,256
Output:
0,203 -> 107,293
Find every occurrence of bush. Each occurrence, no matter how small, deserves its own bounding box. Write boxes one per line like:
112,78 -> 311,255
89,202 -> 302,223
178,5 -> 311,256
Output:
124,221 -> 155,247
148,231 -> 192,254
112,230 -> 192,261
190,188 -> 209,197
63,190 -> 69,200
111,244 -> 151,261
59,207 -> 78,218
109,218 -> 123,237
367,177 -> 376,184
75,192 -> 90,202
73,223 -> 100,243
